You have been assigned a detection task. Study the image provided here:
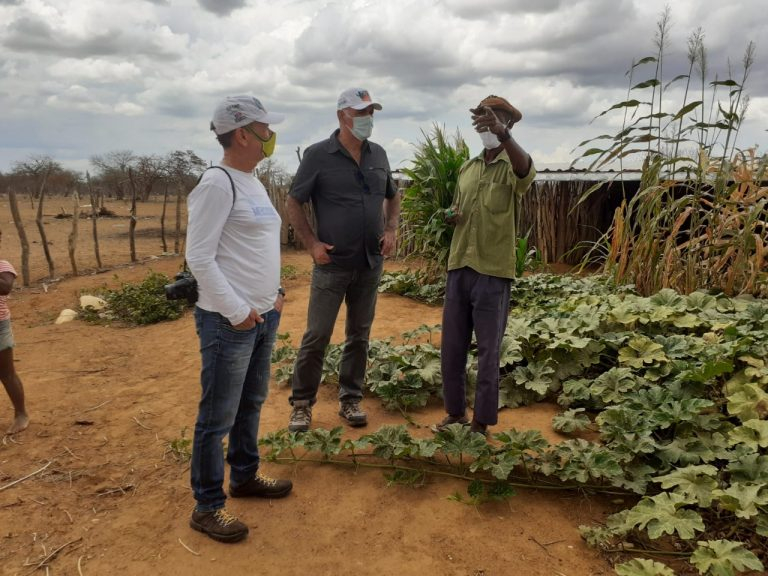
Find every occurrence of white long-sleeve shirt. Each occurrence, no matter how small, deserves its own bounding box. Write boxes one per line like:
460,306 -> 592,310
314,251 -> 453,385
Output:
186,165 -> 281,325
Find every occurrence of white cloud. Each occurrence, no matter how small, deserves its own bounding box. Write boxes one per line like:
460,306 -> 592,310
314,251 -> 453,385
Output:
3,3 -> 188,61
48,58 -> 142,82
45,84 -> 112,113
114,101 -> 144,116
0,0 -> 765,174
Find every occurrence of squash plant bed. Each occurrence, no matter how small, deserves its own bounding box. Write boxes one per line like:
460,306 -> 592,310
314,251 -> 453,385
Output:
271,274 -> 768,575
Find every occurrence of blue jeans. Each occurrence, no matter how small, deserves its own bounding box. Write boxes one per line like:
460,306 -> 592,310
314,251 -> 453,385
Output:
290,261 -> 382,405
191,307 -> 280,512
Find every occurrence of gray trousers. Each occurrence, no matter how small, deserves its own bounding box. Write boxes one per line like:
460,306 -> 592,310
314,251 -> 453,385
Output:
441,267 -> 511,425
290,261 -> 383,405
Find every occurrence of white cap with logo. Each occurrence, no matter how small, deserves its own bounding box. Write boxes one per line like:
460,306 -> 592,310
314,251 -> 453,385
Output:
210,95 -> 284,135
337,87 -> 383,111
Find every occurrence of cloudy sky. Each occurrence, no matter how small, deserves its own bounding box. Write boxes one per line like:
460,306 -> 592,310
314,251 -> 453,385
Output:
0,0 -> 766,176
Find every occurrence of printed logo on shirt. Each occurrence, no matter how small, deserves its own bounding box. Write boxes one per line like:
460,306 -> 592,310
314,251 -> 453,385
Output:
247,199 -> 278,220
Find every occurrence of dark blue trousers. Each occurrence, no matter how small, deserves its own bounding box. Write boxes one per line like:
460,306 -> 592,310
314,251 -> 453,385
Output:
441,267 -> 511,425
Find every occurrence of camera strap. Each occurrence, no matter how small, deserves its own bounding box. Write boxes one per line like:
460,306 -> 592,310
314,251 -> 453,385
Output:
183,166 -> 239,274
197,165 -> 237,207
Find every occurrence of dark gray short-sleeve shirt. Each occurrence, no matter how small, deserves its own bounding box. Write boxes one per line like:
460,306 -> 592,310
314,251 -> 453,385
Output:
290,129 -> 397,269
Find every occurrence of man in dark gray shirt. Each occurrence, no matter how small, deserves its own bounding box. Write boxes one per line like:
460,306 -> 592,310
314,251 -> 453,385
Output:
287,87 -> 400,431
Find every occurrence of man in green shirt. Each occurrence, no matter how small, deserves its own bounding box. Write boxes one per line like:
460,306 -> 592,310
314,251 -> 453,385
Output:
437,95 -> 535,435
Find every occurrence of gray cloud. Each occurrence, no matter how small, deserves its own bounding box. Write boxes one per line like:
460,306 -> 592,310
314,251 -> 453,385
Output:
197,0 -> 246,16
3,15 -> 183,61
445,0 -> 566,18
0,0 -> 765,175
151,91 -> 206,119
292,5 -> 476,91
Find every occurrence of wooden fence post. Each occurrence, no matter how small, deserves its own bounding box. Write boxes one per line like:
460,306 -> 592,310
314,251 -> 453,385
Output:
34,169 -> 55,278
86,172 -> 103,270
67,190 -> 79,276
160,181 -> 169,253
128,168 -> 137,262
7,187 -> 30,287
174,182 -> 183,255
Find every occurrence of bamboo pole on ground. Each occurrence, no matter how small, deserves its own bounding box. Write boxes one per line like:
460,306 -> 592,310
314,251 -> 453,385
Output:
7,187 -> 30,286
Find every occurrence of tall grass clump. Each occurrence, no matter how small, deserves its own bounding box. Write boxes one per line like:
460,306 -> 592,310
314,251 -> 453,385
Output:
400,124 -> 469,282
573,8 -> 766,297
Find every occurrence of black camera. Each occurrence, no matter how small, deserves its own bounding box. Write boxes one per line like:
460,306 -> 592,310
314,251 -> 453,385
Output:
164,270 -> 198,304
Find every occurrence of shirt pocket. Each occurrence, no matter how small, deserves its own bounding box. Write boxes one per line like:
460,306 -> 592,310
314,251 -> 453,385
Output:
364,167 -> 388,197
481,182 -> 512,214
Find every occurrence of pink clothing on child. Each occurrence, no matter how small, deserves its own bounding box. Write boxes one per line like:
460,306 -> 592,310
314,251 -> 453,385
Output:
0,260 -> 18,321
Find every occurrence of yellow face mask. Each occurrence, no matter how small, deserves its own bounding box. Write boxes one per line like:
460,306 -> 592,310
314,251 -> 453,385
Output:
244,126 -> 277,157
259,131 -> 277,157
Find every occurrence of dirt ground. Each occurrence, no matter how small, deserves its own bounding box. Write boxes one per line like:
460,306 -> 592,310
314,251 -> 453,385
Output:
0,199 -> 616,576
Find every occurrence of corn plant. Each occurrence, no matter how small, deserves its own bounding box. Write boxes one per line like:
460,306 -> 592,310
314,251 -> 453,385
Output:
605,151 -> 767,297
573,9 -> 765,297
400,124 -> 469,282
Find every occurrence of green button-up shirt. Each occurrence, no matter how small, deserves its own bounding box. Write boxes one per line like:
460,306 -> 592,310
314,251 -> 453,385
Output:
447,150 -> 536,279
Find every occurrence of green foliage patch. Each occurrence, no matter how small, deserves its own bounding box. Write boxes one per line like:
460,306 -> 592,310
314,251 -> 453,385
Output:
272,272 -> 768,574
399,124 -> 469,282
80,270 -> 185,325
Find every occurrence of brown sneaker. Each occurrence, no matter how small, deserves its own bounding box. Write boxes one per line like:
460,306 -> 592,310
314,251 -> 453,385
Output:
338,400 -> 367,427
432,414 -> 469,433
288,400 -> 312,432
230,471 -> 293,499
189,508 -> 248,543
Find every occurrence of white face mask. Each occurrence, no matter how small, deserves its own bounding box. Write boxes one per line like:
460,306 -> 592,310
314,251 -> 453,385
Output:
346,113 -> 374,141
479,130 -> 500,150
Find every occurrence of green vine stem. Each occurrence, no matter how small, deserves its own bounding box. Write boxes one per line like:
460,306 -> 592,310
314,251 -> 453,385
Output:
266,454 -> 633,494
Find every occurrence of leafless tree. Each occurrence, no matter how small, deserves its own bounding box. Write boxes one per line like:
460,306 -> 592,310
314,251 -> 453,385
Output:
163,150 -> 206,254
90,150 -> 135,200
133,154 -> 166,201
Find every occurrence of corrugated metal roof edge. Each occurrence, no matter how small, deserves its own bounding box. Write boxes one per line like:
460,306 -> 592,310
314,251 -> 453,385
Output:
535,169 -> 643,181
391,168 -> 644,182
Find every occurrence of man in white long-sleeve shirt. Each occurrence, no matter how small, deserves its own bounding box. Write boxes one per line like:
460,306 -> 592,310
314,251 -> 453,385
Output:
186,95 -> 292,544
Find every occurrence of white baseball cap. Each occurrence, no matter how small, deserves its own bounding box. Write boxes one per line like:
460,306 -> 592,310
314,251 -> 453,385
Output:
210,95 -> 285,135
337,87 -> 382,111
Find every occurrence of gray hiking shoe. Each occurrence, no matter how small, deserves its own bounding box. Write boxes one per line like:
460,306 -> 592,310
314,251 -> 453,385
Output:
189,508 -> 248,543
288,400 -> 312,432
338,400 -> 367,427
